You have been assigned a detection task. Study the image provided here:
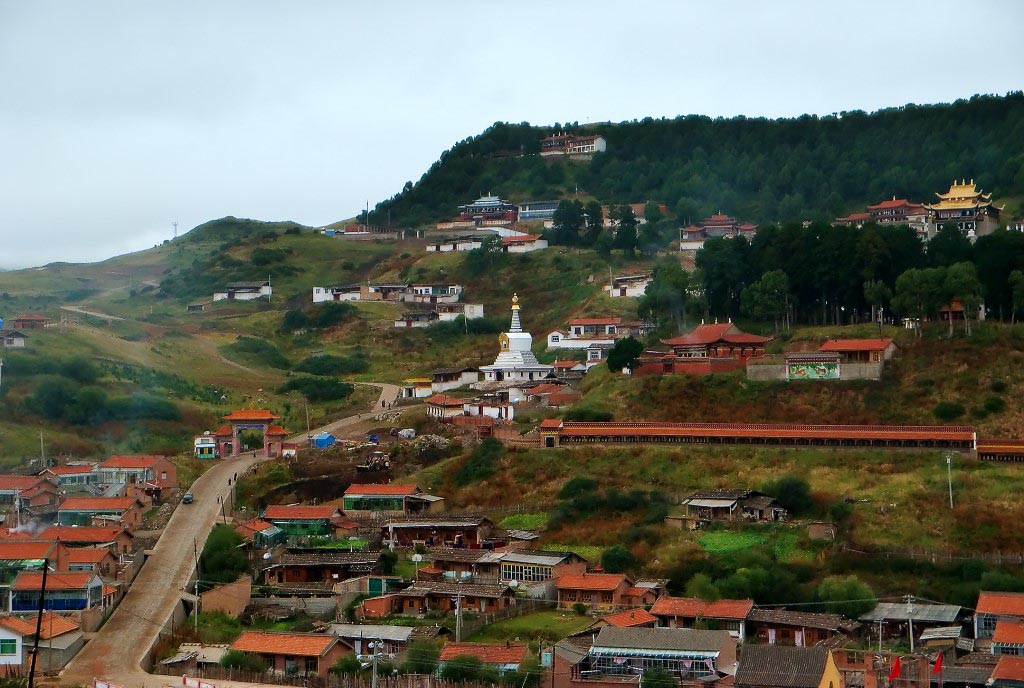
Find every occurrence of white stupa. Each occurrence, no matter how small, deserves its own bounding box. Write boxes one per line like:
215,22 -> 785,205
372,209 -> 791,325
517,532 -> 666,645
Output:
479,294 -> 555,383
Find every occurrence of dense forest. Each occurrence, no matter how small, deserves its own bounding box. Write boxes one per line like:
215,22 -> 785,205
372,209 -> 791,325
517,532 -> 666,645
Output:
369,93 -> 1024,227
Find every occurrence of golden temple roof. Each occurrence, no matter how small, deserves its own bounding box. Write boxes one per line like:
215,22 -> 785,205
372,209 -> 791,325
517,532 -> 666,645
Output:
925,179 -> 996,211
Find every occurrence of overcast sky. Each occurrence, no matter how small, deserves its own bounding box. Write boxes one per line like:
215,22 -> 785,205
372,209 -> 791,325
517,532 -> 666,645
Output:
1,1 -> 1022,269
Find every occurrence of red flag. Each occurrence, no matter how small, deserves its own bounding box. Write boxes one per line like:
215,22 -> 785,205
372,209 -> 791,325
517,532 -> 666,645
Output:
889,657 -> 902,683
933,653 -> 943,675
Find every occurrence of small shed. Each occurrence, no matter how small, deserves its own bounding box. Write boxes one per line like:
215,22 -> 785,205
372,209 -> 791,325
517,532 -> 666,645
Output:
312,433 -> 336,449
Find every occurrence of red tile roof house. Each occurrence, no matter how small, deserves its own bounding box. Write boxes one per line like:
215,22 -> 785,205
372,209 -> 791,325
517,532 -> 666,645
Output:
439,642 -> 530,675
991,656 -> 1024,688
0,475 -> 60,514
261,505 -> 343,539
98,455 -> 177,490
342,483 -> 444,517
0,540 -> 70,578
65,548 -> 118,576
556,573 -> 634,612
994,621 -> 1024,656
37,526 -> 134,555
9,571 -> 103,613
0,612 -> 83,673
975,591 -> 1024,638
425,394 -> 466,419
635,322 -> 771,375
597,608 -> 659,628
56,496 -> 146,530
650,596 -> 754,641
230,630 -> 347,678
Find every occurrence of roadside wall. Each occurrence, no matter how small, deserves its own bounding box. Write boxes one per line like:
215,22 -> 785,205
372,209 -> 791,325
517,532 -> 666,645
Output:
201,575 -> 252,617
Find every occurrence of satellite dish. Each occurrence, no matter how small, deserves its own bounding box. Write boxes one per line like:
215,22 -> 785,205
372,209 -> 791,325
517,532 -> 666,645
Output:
263,552 -> 272,560
412,554 -> 423,563
509,580 -> 519,588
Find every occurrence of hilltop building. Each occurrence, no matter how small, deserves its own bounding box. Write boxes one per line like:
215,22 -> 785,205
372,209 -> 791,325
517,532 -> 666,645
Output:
834,197 -> 928,235
213,281 -> 271,302
479,294 -> 554,383
540,132 -> 606,157
634,321 -> 771,375
518,201 -> 561,221
458,195 -> 518,223
924,179 -> 1002,239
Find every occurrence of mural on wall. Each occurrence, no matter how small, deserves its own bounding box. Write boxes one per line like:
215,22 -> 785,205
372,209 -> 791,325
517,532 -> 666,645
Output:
787,361 -> 840,380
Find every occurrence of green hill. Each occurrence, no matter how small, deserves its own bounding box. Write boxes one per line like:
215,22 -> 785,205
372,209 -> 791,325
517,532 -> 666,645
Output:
369,92 -> 1024,227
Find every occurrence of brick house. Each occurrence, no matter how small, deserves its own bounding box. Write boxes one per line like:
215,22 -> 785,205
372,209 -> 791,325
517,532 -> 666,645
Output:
976,591 -> 1024,639
387,581 -> 516,616
748,608 -> 857,647
9,571 -> 103,612
380,517 -> 493,548
262,551 -> 380,585
98,455 -> 177,490
556,573 -> 633,612
38,526 -> 134,554
261,505 -> 343,539
994,621 -> 1024,655
650,596 -> 754,640
56,497 -> 145,530
342,484 -> 444,517
439,642 -> 529,674
229,630 -> 346,678
65,548 -> 119,577
735,645 -> 842,688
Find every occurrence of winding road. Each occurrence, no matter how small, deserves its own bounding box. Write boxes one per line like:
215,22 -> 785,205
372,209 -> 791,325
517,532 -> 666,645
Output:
59,382 -> 401,687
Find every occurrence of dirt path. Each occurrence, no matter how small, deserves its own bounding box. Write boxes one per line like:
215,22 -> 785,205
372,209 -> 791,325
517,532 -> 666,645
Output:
59,381 -> 401,688
60,305 -> 125,321
286,382 -> 403,442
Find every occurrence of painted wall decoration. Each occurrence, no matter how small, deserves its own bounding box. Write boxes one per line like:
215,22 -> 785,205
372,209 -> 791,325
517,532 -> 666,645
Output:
787,361 -> 840,380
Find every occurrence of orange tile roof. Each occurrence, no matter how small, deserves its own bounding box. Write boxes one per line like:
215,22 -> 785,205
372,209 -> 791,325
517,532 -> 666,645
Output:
558,421 -> 975,443
223,410 -> 279,421
262,505 -> 340,521
552,360 -> 581,369
650,596 -> 753,620
439,642 -> 528,664
100,455 -> 165,469
424,394 -> 464,406
59,497 -> 139,512
868,198 -> 924,211
0,475 -> 45,491
662,323 -> 770,347
265,425 -> 288,436
995,621 -> 1024,645
977,440 -> 1024,454
66,548 -> 113,564
819,338 -> 894,353
235,519 -> 277,539
539,419 -> 563,430
978,591 -> 1024,616
344,484 -> 418,497
602,608 -> 658,627
231,630 -> 337,657
0,541 -> 55,561
529,383 -> 565,396
43,465 -> 97,475
992,656 -> 1024,682
12,571 -> 97,591
211,425 -> 233,437
0,612 -> 80,639
557,573 -> 628,592
39,526 -> 128,543
569,317 -> 622,326
501,234 -> 543,244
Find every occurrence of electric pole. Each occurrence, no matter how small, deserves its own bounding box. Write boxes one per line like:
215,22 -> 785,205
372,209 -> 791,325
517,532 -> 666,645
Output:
193,539 -> 201,632
946,454 -> 954,509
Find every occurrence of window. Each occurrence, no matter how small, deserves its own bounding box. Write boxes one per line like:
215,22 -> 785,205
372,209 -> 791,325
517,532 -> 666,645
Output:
306,658 -> 318,673
0,639 -> 16,655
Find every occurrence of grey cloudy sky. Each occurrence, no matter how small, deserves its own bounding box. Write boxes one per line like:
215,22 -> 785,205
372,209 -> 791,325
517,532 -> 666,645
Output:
1,1 -> 1022,269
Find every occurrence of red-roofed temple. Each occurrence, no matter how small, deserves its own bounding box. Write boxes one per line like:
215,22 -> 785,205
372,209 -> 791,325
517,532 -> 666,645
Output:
633,322 -> 772,375
202,410 -> 289,458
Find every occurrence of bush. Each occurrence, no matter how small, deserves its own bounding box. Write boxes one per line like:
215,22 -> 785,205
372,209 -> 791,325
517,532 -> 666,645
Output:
762,474 -> 813,515
220,650 -> 268,673
558,476 -> 598,500
200,524 -> 249,588
990,380 -> 1008,393
600,544 -> 636,573
277,377 -> 354,402
607,337 -> 644,372
331,655 -> 363,675
281,309 -> 310,332
984,396 -> 1007,414
400,638 -> 440,674
224,336 -> 290,369
817,575 -> 875,618
933,400 -> 966,421
829,501 -> 854,522
440,655 -> 486,682
311,302 -> 355,328
572,602 -> 588,616
563,408 -> 613,422
454,438 -> 505,486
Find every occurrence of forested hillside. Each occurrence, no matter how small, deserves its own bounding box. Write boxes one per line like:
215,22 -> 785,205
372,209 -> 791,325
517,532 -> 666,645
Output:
370,93 -> 1024,226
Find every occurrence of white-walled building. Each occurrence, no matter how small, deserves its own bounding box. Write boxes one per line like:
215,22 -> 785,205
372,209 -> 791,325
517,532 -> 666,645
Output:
426,237 -> 483,252
605,274 -> 652,298
501,234 -> 548,253
430,367 -> 480,393
213,281 -> 272,302
479,295 -> 554,383
312,285 -> 362,303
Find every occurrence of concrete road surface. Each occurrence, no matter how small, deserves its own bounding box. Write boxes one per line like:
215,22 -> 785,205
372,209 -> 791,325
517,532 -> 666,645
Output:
60,383 -> 398,687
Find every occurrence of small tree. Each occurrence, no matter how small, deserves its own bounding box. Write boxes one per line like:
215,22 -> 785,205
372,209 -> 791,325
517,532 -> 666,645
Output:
642,667 -> 677,688
817,575 -> 875,618
331,655 -> 364,675
685,573 -> 721,601
944,261 -> 984,335
607,336 -> 644,373
401,638 -> 440,675
583,200 -> 605,245
741,269 -> 791,332
221,650 -> 269,673
441,655 -> 485,682
572,602 -> 588,616
762,474 -> 813,515
613,205 -> 639,256
600,544 -> 636,573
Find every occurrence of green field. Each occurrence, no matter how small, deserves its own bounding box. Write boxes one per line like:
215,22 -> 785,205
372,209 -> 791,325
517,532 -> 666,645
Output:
466,609 -> 593,643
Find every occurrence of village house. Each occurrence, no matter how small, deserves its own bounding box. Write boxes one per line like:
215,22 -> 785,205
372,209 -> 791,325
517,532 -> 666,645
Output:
381,517 -> 494,548
673,489 -> 787,528
547,317 -> 621,350
1,331 -> 27,349
10,314 -> 48,330
98,455 -> 177,490
734,645 -> 843,688
37,526 -> 134,555
56,497 -> 145,530
501,233 -> 548,253
430,367 -> 480,393
434,302 -> 486,321
819,338 -> 898,364
425,394 -> 466,419
860,601 -> 963,646
593,608 -> 659,629
401,377 -> 433,399
993,621 -> 1024,655
0,541 -> 71,599
9,571 -> 103,613
991,656 -> 1024,688
234,519 -> 286,549
342,484 -> 444,517
230,630 -> 346,679
405,284 -> 464,304
976,592 -> 1024,638
540,133 -> 607,157
462,393 -> 516,421
0,475 -> 60,514
425,236 -> 483,253
439,642 -> 530,675
213,280 -> 272,301
261,505 -> 343,539
361,283 -> 410,301
39,465 -> 99,490
552,360 -> 587,379
605,273 -> 653,298
554,626 -> 736,688
383,581 -> 516,616
65,548 -> 118,577
518,200 -> 561,221
426,549 -> 502,581
394,311 -> 439,328
311,284 -> 362,303
262,550 -> 381,585
556,573 -> 633,612
500,551 -> 586,584
650,596 -> 754,640
748,609 -> 857,646
0,612 -> 83,674
327,623 -> 438,658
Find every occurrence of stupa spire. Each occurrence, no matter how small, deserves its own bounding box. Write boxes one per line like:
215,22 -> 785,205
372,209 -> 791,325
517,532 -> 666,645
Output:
509,293 -> 522,333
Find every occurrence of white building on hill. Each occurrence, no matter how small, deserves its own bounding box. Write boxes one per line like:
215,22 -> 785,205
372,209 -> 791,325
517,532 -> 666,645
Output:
479,295 -> 554,383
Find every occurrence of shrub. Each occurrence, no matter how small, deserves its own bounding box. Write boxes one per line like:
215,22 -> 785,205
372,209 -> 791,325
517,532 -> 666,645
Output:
281,309 -> 309,332
762,474 -> 813,515
933,401 -> 966,421
817,575 -> 875,618
440,655 -> 485,682
200,524 -> 249,588
331,655 -> 363,675
295,353 -> 369,376
984,396 -> 1006,414
829,501 -> 854,522
277,377 -> 354,402
607,337 -> 643,372
572,602 -> 588,616
220,651 -> 268,673
400,638 -> 439,674
600,544 -> 636,573
224,336 -> 290,369
558,476 -> 598,500
990,380 -> 1008,393
563,408 -> 613,422
454,438 -> 505,486
311,302 -> 355,328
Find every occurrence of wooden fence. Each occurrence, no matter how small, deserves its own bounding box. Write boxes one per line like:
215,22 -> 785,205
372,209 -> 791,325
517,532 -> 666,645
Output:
841,544 -> 1024,565
457,598 -> 556,638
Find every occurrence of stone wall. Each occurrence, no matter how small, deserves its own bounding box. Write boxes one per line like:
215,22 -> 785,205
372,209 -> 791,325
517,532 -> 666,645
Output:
201,575 -> 252,617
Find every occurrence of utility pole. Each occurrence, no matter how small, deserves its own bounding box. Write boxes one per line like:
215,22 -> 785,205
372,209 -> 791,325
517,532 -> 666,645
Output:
946,454 -> 954,509
39,430 -> 44,465
0,357 -> 4,388
905,595 -> 916,652
193,539 -> 201,633
28,558 -> 48,688
455,582 -> 463,642
370,640 -> 380,688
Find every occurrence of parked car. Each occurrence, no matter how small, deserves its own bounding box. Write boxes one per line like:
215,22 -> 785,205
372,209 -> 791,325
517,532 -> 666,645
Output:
182,492 -> 194,504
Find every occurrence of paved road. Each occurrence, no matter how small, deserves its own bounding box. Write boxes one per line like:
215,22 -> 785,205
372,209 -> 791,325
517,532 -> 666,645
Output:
286,382 -> 403,443
60,383 -> 398,687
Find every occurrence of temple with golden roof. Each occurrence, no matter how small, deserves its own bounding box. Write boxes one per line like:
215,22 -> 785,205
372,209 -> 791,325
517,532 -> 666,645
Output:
924,179 -> 1002,239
